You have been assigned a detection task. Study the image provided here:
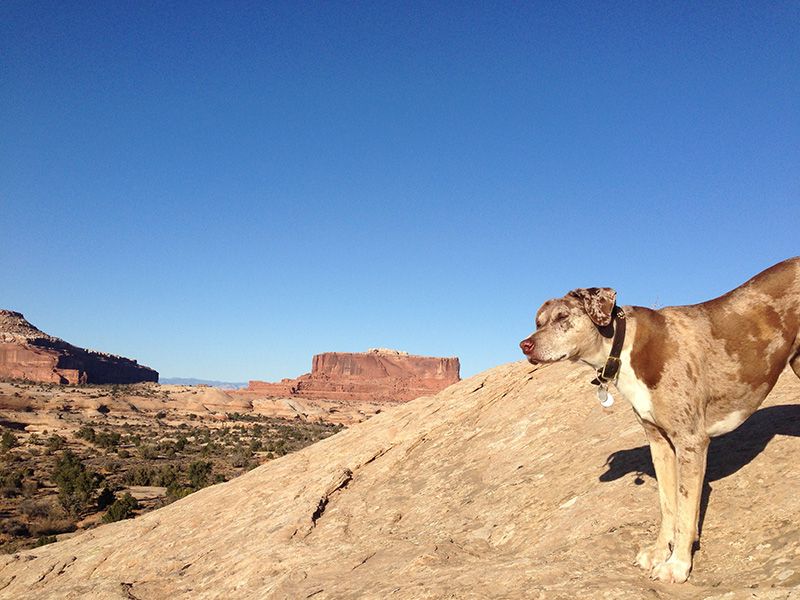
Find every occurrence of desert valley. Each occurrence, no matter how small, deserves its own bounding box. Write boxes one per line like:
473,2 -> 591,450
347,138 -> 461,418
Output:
0,310 -> 458,555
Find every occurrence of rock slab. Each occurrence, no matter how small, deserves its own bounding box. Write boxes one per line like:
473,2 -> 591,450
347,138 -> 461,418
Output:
1,360 -> 799,599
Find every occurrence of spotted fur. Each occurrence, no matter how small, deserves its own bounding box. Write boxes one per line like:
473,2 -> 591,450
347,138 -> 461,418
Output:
519,256 -> 800,583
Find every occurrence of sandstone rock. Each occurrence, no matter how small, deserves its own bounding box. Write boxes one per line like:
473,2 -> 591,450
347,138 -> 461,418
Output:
245,348 -> 460,403
0,310 -> 157,385
2,360 -> 799,599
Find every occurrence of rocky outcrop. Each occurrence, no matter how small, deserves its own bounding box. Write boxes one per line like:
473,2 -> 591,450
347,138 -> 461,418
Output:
0,310 -> 158,385
245,348 -> 460,402
2,361 -> 799,599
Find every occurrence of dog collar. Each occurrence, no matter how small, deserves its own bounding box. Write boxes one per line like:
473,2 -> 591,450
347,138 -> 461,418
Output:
591,306 -> 626,386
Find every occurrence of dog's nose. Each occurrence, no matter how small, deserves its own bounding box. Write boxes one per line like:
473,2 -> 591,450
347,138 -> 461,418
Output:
520,338 -> 534,354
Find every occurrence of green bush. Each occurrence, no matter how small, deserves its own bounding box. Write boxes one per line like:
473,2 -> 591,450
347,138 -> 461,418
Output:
0,467 -> 24,497
138,444 -> 158,460
34,535 -> 57,547
1,430 -> 18,452
166,483 -> 193,500
52,450 -> 101,515
101,493 -> 138,523
45,434 -> 66,454
188,460 -> 212,489
95,431 -> 121,450
75,425 -> 96,443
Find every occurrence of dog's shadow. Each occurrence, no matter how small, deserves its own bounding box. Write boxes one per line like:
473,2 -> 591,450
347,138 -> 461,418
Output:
599,404 -> 800,536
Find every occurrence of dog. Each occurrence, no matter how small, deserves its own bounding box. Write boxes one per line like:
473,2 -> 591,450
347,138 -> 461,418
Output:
518,257 -> 800,583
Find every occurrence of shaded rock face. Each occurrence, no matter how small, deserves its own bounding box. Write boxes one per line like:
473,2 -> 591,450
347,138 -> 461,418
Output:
3,360 -> 799,599
247,348 -> 460,402
0,310 -> 158,385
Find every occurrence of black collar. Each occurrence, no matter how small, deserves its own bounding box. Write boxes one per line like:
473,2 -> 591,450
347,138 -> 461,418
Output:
591,305 -> 626,386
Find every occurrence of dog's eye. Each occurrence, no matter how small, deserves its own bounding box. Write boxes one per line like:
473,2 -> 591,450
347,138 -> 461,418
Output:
553,312 -> 568,322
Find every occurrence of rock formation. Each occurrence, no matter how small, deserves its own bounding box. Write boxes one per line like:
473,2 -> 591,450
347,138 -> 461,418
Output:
0,310 -> 158,385
2,360 -> 799,599
245,348 -> 460,403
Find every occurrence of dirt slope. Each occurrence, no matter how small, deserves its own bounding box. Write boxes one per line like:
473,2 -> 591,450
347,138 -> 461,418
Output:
1,360 -> 799,599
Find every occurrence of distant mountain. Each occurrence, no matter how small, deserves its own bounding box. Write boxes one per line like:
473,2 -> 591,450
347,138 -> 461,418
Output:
158,377 -> 247,390
0,310 -> 158,384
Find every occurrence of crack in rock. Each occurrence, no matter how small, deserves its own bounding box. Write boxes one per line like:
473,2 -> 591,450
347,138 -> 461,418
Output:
293,467 -> 353,539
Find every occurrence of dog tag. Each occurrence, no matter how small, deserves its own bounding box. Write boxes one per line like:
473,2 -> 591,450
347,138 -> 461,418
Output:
597,386 -> 614,408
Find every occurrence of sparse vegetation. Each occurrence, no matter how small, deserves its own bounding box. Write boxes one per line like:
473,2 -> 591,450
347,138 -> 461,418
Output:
0,381 -> 345,553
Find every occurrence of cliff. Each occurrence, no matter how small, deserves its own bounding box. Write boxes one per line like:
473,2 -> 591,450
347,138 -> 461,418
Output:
246,348 -> 460,402
0,310 -> 158,385
2,361 -> 799,599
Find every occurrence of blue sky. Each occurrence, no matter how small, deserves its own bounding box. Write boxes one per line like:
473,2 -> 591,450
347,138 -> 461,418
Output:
2,2 -> 798,382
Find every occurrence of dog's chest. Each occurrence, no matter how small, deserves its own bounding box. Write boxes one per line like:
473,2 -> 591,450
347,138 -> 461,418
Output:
615,349 -> 656,423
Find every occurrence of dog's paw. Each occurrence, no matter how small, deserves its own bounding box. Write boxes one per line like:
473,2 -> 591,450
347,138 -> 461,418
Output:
650,558 -> 691,583
635,544 -> 671,571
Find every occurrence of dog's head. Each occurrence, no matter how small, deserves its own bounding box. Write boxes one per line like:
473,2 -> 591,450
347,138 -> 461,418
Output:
519,287 -> 617,364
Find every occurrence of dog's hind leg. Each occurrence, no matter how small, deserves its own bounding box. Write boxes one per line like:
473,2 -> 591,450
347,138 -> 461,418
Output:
635,422 -> 677,572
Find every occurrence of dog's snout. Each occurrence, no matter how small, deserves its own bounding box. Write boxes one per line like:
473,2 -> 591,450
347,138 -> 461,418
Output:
519,338 -> 534,354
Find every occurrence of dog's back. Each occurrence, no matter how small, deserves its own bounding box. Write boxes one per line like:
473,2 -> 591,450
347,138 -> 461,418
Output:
629,257 -> 800,431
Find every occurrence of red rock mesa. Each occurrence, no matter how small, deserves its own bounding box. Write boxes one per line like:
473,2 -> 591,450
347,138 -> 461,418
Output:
0,310 -> 158,384
246,348 -> 460,403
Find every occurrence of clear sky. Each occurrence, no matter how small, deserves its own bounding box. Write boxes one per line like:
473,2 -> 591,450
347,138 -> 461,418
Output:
2,2 -> 798,382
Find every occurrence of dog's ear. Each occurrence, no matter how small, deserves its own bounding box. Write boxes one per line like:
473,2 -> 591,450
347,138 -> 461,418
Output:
569,287 -> 617,326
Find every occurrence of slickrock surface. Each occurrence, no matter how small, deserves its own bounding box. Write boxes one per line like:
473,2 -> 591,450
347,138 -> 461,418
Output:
244,348 -> 460,403
0,310 -> 157,385
2,360 -> 799,599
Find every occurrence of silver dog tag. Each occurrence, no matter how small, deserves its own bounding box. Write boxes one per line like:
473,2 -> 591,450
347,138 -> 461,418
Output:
597,386 -> 614,408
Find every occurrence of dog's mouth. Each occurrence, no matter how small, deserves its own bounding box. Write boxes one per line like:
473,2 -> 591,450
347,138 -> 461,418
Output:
525,353 -> 567,365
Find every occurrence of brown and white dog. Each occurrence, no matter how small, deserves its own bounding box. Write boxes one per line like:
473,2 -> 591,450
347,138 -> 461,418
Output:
519,257 -> 800,583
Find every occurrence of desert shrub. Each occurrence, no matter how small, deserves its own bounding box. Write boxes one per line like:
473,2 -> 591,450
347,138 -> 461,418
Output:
1,430 -> 18,452
17,499 -> 75,537
0,467 -> 24,497
0,519 -> 29,537
166,483 -> 193,501
231,445 -> 252,468
45,434 -> 66,454
123,466 -> 153,486
122,464 -> 178,487
138,444 -> 158,460
101,493 -> 138,523
52,450 -> 101,515
75,425 -> 96,443
20,498 -> 56,519
30,519 -> 76,536
33,535 -> 57,547
187,460 -> 212,489
95,431 -> 121,450
21,477 -> 38,497
200,442 -> 219,457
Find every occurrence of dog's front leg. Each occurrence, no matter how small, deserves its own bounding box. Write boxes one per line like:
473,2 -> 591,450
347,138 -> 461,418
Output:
650,435 -> 709,584
635,422 -> 676,571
